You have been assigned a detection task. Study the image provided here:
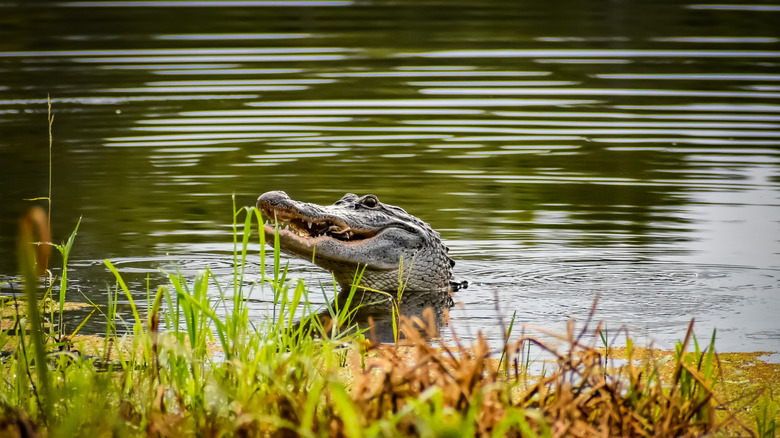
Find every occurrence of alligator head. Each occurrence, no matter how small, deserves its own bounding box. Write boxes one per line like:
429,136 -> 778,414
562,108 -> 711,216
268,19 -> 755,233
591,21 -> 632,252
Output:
256,191 -> 466,315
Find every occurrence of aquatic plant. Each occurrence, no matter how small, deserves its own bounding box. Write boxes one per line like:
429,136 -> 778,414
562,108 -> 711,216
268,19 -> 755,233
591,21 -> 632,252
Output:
755,391 -> 779,438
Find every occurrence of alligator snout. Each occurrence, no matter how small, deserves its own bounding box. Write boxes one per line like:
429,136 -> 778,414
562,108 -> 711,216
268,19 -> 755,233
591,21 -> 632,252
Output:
256,190 -> 291,209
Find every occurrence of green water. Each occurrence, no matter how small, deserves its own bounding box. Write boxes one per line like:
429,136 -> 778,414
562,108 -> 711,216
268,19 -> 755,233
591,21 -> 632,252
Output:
1,0 -> 779,352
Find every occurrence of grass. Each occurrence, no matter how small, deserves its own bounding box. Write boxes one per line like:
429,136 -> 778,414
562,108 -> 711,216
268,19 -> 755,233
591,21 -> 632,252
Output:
2,202 -> 779,437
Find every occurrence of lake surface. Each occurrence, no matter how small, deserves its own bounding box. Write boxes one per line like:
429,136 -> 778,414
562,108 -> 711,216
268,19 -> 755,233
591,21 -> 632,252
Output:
1,0 -> 779,354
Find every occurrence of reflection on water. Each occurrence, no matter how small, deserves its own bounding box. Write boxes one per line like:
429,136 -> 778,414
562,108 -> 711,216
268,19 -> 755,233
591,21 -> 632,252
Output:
1,0 -> 779,353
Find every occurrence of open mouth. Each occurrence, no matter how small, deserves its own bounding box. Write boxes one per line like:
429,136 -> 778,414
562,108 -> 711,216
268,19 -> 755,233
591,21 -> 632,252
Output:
259,208 -> 374,242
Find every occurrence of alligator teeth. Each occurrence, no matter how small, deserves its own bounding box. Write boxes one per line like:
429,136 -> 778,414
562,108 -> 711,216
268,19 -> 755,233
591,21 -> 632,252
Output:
261,212 -> 363,241
328,225 -> 346,233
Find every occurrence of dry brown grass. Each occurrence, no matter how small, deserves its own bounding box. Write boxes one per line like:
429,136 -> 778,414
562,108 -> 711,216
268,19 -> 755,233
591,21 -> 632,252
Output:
328,308 -> 765,437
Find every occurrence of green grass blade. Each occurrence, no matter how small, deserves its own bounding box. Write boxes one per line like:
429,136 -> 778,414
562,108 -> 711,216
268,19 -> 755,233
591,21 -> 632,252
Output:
56,217 -> 81,332
104,259 -> 143,330
330,382 -> 364,438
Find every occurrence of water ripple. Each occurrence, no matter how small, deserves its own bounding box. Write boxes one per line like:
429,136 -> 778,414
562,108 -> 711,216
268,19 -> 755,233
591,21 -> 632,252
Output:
398,49 -> 780,58
62,1 -> 353,7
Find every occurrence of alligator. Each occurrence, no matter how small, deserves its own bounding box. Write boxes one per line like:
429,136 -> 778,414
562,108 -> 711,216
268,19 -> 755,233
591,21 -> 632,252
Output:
256,191 -> 466,336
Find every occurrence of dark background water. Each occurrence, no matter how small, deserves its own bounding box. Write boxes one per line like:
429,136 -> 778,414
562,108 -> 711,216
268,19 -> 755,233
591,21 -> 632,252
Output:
1,0 -> 779,353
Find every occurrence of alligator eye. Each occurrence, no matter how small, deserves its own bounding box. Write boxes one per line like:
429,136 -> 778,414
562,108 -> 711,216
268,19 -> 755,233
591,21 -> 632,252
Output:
361,195 -> 379,208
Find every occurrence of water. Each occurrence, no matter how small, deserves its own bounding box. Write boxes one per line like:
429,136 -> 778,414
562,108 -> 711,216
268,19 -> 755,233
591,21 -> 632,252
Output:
1,0 -> 779,353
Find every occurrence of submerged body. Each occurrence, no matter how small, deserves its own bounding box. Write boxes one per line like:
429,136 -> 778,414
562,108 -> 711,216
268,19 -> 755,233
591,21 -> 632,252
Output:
256,191 -> 466,315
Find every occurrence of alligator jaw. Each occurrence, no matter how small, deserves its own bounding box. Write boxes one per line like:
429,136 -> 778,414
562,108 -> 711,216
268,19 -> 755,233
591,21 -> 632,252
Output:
257,205 -> 379,246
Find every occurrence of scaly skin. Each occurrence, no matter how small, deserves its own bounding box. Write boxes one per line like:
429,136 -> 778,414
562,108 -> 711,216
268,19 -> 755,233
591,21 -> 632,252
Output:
256,191 -> 466,318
